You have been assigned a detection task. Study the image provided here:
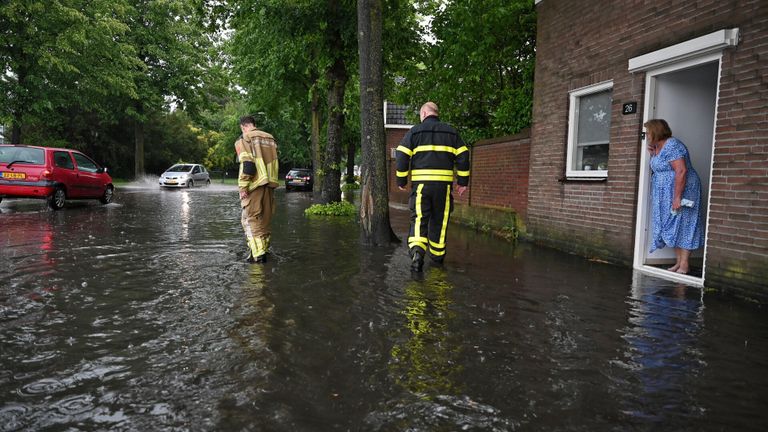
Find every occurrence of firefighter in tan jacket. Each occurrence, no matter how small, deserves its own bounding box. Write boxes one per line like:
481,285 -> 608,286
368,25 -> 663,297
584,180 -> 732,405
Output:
235,115 -> 279,263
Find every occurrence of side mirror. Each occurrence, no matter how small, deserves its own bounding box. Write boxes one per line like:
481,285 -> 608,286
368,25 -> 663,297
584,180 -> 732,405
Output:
97,167 -> 108,174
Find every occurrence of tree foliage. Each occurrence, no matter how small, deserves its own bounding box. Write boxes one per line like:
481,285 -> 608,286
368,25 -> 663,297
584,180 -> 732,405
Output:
395,0 -> 536,143
228,0 -> 360,203
0,0 -> 229,178
0,0 -> 138,143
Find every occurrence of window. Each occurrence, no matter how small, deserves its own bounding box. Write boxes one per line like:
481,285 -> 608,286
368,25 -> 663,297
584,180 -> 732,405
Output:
72,152 -> 99,173
0,146 -> 45,165
54,151 -> 74,169
566,81 -> 613,178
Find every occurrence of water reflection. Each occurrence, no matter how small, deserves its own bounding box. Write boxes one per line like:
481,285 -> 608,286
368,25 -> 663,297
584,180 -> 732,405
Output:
616,272 -> 705,424
229,265 -> 275,361
390,267 -> 462,397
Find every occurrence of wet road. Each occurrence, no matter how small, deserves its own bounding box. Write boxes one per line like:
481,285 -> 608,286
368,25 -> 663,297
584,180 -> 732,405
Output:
1,184 -> 767,431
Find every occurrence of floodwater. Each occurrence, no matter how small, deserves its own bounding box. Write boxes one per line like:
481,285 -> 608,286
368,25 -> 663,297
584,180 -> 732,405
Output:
1,183 -> 767,431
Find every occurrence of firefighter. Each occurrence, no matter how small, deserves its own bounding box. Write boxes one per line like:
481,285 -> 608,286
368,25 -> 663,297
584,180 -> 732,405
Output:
396,102 -> 470,272
235,115 -> 279,263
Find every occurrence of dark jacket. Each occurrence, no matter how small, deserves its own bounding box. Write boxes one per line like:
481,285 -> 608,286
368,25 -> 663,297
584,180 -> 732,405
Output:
395,115 -> 470,188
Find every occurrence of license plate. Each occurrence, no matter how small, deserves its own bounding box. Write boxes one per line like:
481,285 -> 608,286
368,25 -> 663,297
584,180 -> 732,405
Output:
165,181 -> 177,185
1,172 -> 26,179
290,180 -> 305,185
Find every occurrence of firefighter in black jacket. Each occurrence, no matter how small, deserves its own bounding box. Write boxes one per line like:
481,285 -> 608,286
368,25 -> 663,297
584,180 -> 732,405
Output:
396,102 -> 470,272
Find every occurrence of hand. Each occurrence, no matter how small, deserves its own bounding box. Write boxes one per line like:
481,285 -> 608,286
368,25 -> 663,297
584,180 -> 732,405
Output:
398,186 -> 406,191
239,189 -> 248,200
671,196 -> 681,211
455,185 -> 467,197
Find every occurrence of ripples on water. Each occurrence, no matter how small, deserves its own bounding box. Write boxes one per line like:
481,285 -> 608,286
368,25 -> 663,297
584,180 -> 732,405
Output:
1,186 -> 767,431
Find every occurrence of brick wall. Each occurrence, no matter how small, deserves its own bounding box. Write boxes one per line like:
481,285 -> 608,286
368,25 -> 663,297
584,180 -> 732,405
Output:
461,131 -> 530,218
386,127 -> 409,205
705,4 -> 768,296
531,0 -> 768,296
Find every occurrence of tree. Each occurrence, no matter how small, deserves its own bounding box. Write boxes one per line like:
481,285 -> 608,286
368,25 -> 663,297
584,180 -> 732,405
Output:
229,0 -> 358,203
357,0 -> 398,244
396,0 -> 536,143
0,0 -> 138,144
124,0 -> 218,178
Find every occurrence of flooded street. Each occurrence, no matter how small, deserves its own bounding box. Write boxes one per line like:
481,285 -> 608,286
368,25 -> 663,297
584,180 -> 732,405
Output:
1,184 -> 767,431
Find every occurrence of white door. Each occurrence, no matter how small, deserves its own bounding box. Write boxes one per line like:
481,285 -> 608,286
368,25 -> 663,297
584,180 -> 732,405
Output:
633,55 -> 720,285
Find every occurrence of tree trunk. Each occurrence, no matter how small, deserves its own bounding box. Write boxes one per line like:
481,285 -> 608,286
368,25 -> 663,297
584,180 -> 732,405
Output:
319,40 -> 347,204
134,117 -> 145,179
357,0 -> 398,245
10,62 -> 27,144
311,87 -> 321,193
11,120 -> 22,145
346,137 -> 356,184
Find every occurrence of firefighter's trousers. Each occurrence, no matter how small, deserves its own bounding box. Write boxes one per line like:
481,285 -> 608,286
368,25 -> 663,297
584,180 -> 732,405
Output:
408,182 -> 453,262
241,185 -> 275,258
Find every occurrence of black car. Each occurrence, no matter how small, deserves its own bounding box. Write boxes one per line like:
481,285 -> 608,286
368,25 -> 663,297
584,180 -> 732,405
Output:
285,168 -> 313,191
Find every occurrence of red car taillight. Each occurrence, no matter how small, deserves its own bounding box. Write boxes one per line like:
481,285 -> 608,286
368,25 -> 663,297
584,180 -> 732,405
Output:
41,169 -> 52,179
286,176 -> 293,180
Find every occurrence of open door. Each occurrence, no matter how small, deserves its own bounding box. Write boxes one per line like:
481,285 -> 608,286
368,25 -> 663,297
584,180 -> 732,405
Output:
633,55 -> 720,286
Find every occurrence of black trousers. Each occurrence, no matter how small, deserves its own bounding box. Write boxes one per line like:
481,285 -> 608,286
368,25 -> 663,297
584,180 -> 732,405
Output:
408,182 -> 453,262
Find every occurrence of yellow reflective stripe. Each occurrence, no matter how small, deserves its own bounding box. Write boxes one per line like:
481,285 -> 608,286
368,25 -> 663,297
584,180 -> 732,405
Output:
457,170 -> 470,177
411,174 -> 454,182
239,151 -> 253,162
429,239 -> 445,249
408,239 -> 428,250
439,184 -> 451,245
429,248 -> 446,256
396,170 -> 409,177
412,169 -> 454,176
396,145 -> 413,156
256,159 -> 268,185
455,146 -> 469,155
413,145 -> 458,154
268,160 -> 279,183
414,184 -> 424,240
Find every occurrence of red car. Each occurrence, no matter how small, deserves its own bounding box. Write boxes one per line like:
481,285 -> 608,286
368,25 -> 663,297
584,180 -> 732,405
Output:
0,144 -> 114,210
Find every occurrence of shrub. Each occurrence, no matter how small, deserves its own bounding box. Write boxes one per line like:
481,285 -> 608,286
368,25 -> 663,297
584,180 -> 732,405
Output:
304,201 -> 357,217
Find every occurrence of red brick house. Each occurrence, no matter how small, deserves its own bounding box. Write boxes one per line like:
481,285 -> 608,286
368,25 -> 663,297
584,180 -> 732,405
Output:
384,101 -> 412,206
529,0 -> 767,297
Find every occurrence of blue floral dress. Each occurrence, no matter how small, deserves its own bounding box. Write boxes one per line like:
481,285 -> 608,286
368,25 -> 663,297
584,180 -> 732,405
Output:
649,137 -> 704,252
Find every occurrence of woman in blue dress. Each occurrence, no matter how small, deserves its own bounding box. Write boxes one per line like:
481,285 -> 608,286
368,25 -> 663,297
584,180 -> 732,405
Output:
645,119 -> 704,274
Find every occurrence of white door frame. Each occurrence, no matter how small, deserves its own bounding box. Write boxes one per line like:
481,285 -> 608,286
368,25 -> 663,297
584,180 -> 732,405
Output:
632,53 -> 724,287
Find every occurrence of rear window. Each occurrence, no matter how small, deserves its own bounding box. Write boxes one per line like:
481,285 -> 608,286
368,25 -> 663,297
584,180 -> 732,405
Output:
0,146 -> 45,165
288,170 -> 310,177
167,164 -> 193,172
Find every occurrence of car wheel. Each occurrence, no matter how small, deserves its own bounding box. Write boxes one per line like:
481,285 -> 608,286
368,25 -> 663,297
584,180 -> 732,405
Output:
0,197 -> 3,204
48,187 -> 66,210
188,179 -> 194,188
100,185 -> 114,204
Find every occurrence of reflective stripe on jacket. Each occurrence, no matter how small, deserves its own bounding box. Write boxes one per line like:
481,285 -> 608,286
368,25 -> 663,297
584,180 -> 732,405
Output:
395,116 -> 470,187
238,129 -> 279,191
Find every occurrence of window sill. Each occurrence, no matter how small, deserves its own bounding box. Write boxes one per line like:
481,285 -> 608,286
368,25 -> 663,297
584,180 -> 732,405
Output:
558,176 -> 608,183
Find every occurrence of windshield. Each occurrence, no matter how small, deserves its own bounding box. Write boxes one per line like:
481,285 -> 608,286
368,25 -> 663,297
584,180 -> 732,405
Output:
166,164 -> 193,173
0,146 -> 45,165
288,170 -> 310,177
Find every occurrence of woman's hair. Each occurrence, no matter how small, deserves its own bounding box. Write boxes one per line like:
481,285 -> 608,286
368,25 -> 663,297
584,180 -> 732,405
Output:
643,119 -> 672,141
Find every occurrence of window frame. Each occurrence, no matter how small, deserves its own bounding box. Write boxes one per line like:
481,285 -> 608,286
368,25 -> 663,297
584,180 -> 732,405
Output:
566,80 -> 613,179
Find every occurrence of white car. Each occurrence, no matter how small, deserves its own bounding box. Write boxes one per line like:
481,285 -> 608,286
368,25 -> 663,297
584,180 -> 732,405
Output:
159,163 -> 211,188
